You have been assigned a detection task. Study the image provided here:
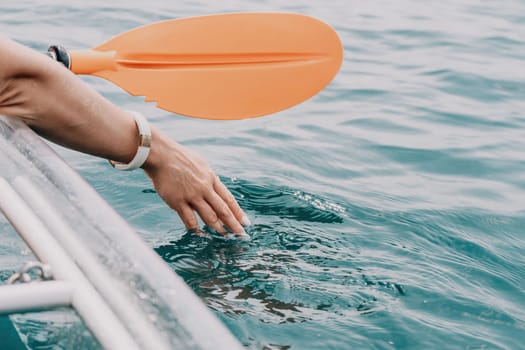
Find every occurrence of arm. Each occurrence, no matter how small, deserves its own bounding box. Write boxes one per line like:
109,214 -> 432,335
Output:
0,35 -> 250,236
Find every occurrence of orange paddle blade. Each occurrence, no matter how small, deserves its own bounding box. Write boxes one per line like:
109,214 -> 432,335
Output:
69,13 -> 343,120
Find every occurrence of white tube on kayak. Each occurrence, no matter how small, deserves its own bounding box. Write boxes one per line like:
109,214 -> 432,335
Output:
0,177 -> 141,350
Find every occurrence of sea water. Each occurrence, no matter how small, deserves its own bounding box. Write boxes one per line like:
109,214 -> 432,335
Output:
1,0 -> 524,349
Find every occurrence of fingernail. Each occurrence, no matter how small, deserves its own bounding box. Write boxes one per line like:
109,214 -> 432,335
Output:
241,215 -> 252,227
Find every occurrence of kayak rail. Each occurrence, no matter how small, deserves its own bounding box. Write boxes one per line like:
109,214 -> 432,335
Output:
0,115 -> 244,350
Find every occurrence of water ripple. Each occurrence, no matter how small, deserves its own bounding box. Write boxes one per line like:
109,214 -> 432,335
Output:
2,0 -> 525,349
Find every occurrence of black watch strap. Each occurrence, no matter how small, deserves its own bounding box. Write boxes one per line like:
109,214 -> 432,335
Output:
47,45 -> 71,70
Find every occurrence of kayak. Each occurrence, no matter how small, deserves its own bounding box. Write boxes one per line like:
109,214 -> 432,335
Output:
0,114 -> 243,350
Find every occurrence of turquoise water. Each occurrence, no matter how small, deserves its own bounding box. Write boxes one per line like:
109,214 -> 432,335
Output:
2,0 -> 525,349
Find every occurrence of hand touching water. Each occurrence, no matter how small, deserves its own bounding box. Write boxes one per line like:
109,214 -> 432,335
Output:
142,128 -> 251,236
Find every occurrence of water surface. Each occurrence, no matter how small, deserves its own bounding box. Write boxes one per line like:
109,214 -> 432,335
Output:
1,0 -> 525,349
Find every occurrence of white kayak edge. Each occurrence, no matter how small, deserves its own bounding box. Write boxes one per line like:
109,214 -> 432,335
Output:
0,115 -> 244,350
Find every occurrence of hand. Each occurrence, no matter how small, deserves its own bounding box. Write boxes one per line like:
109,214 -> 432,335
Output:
142,127 -> 250,237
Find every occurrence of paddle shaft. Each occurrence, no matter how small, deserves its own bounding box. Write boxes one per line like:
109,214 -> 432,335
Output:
49,46 -> 118,74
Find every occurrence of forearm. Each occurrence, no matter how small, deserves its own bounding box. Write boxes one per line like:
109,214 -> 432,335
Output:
0,35 -> 137,163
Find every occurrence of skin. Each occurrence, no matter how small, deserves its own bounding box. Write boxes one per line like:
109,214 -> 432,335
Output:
0,35 -> 250,237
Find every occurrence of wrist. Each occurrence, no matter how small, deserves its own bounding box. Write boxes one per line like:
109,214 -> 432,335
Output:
109,111 -> 151,171
141,126 -> 171,173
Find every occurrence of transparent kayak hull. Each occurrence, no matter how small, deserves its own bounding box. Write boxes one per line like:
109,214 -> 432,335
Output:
0,115 -> 242,350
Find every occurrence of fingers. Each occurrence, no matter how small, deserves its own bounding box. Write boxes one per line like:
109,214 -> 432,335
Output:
191,199 -> 227,235
177,204 -> 199,231
214,177 -> 251,227
171,184 -> 250,237
204,191 -> 246,236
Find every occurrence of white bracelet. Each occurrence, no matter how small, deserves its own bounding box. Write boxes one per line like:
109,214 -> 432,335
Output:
109,111 -> 151,171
